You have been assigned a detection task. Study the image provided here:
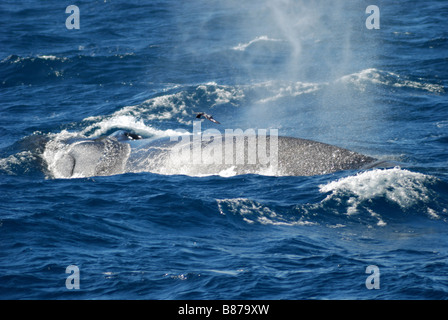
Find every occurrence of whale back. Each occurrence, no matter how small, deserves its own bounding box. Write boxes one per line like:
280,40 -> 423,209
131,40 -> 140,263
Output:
46,133 -> 376,178
277,136 -> 375,176
125,134 -> 376,177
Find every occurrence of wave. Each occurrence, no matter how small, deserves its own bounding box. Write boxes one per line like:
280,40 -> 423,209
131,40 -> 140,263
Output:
80,115 -> 180,139
1,52 -> 136,65
248,80 -> 323,103
232,35 -> 284,51
0,54 -> 67,86
0,52 -> 139,87
217,168 -> 447,228
217,197 -> 315,226
1,54 -> 69,64
339,68 -> 445,93
97,83 -> 245,128
318,167 -> 443,220
0,151 -> 38,176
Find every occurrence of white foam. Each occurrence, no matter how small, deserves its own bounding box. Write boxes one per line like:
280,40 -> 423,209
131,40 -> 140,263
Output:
319,167 -> 437,221
0,151 -> 36,175
427,207 -> 440,219
114,92 -> 188,122
215,86 -> 244,105
254,80 -> 323,103
196,83 -> 245,107
232,35 -> 283,51
37,55 -> 58,61
104,83 -> 244,127
217,198 -> 314,226
340,68 -> 444,93
218,166 -> 237,177
2,54 -> 68,64
80,115 -> 179,138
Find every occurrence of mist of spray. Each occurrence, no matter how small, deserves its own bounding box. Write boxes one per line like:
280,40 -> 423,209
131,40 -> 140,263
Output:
175,0 -> 379,146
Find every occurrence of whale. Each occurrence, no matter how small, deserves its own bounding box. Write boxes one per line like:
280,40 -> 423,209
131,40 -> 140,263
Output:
43,130 -> 379,179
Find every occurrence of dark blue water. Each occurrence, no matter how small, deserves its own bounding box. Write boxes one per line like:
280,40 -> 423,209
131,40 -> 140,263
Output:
1,0 -> 448,299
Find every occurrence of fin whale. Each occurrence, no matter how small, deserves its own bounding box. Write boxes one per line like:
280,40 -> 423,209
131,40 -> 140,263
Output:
44,130 -> 378,178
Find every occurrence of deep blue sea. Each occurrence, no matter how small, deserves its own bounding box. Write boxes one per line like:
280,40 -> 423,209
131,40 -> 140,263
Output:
1,0 -> 447,300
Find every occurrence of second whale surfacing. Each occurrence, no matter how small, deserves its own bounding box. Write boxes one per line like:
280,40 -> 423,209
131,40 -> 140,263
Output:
43,130 -> 379,179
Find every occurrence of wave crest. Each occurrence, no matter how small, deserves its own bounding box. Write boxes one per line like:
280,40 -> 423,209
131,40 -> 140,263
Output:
217,168 -> 446,228
339,68 -> 445,93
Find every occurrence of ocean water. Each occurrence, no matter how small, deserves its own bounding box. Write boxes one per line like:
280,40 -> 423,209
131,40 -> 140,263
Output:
1,0 -> 447,300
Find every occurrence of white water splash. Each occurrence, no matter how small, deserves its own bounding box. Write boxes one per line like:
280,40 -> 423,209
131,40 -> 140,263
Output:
232,35 -> 284,51
217,198 -> 314,226
339,68 -> 445,93
319,167 -> 438,223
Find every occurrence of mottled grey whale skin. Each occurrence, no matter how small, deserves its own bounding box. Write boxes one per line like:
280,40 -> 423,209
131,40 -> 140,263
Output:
51,136 -> 131,178
48,130 -> 377,178
275,136 -> 376,176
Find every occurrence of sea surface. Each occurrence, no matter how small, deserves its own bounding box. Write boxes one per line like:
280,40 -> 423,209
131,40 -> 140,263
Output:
1,0 -> 447,299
